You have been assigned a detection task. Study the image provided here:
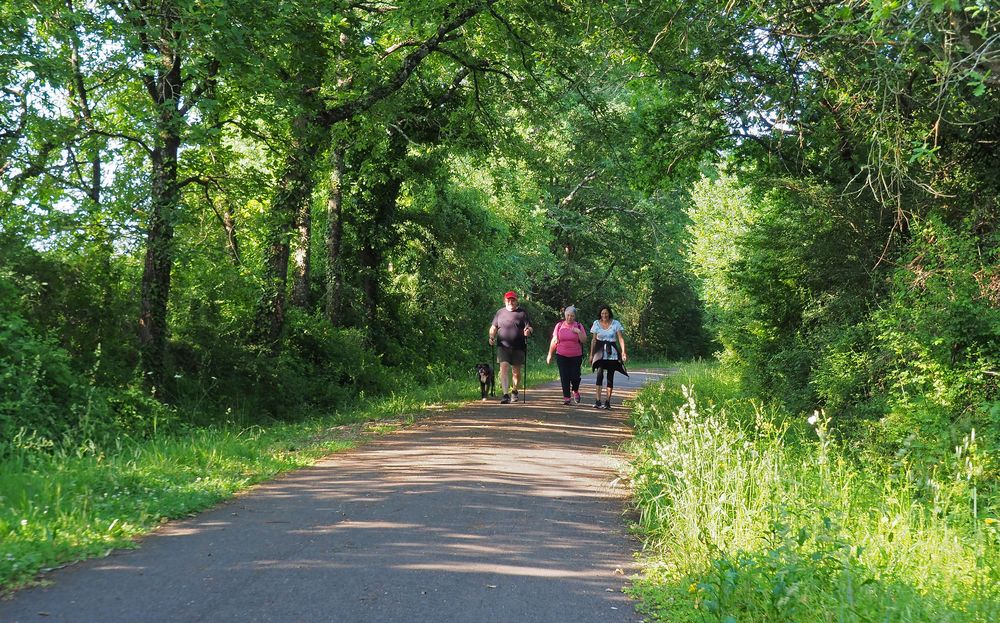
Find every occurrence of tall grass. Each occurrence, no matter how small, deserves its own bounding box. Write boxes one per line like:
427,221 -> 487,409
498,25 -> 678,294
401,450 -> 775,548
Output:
0,376 -> 479,592
626,363 -> 999,622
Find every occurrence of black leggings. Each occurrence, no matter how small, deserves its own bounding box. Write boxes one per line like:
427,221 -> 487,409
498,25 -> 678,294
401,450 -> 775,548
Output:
556,354 -> 582,397
595,362 -> 617,389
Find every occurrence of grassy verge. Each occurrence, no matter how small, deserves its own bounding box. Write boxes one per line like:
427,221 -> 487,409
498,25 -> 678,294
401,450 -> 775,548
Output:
0,376 -> 481,592
625,362 -> 999,622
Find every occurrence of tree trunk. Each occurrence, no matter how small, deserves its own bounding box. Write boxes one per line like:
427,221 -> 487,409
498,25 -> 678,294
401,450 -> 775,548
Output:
220,206 -> 241,264
561,241 -> 573,305
290,187 -> 312,308
139,80 -> 182,388
359,245 -> 380,330
138,151 -> 177,388
324,146 -> 345,325
253,113 -> 326,349
358,131 -> 406,336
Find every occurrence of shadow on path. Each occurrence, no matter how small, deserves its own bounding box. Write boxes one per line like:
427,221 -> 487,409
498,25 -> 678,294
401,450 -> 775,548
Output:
0,371 -> 667,623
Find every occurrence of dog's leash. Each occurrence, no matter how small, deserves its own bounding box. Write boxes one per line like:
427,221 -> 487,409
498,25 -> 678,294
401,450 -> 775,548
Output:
490,340 -> 497,397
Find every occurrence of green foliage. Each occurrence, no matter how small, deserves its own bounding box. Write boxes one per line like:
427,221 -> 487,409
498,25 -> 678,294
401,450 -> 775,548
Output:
868,215 -> 1000,460
0,303 -> 79,447
602,0 -> 1000,460
3,0 -> 711,453
686,174 -> 885,411
685,166 -> 998,461
628,363 -> 1000,623
0,274 -> 177,453
276,311 -> 390,406
3,0 -> 997,604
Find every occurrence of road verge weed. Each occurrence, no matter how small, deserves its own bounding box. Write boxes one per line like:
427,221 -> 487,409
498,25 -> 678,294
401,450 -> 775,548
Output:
626,363 -> 999,622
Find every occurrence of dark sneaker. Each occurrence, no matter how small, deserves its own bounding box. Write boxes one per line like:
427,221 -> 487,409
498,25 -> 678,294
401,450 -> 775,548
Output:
500,394 -> 511,404
572,391 -> 581,403
511,390 -> 519,403
594,400 -> 602,409
603,400 -> 611,410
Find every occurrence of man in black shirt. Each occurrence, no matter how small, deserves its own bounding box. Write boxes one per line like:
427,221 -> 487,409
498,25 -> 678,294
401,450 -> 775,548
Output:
488,291 -> 533,404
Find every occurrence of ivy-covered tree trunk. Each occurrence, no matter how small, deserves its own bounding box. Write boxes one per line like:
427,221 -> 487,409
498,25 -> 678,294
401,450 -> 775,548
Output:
324,146 -> 345,325
138,140 -> 179,388
290,184 -> 312,308
137,15 -> 183,389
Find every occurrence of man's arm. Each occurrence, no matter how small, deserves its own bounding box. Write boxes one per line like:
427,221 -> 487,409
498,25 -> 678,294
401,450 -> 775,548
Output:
489,311 -> 498,344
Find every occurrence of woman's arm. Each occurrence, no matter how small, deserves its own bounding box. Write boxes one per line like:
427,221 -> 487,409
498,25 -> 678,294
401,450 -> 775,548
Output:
577,323 -> 587,344
546,323 -> 560,364
617,330 -> 628,362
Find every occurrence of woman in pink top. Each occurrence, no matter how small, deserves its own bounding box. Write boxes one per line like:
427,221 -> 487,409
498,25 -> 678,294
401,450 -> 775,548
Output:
545,306 -> 588,405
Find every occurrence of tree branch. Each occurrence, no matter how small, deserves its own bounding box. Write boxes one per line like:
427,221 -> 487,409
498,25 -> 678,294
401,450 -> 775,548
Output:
381,39 -> 420,59
558,170 -> 600,210
196,179 -> 244,266
180,58 -> 220,116
950,11 -> 1000,86
91,129 -> 154,155
349,2 -> 399,14
321,0 -> 499,125
0,87 -> 29,141
436,48 -> 515,81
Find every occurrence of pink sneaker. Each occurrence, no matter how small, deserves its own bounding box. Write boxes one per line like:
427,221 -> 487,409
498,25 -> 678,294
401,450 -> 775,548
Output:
572,391 -> 581,403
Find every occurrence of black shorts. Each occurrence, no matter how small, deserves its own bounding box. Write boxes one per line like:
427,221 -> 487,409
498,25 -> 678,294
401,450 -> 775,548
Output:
496,346 -> 526,365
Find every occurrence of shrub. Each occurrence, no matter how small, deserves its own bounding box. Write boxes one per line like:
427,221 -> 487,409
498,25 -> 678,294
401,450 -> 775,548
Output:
867,216 -> 1000,460
0,307 -> 81,452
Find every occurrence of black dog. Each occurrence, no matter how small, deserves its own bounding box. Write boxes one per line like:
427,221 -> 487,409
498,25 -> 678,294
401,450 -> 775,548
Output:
475,363 -> 495,400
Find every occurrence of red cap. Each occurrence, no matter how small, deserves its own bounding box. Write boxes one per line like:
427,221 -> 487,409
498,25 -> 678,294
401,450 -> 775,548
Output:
504,290 -> 518,300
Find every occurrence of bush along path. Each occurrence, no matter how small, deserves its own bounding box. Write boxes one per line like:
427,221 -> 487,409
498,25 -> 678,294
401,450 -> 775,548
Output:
0,372 -> 668,623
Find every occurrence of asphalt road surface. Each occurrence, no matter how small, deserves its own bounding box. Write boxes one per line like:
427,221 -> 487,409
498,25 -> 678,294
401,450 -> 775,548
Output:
1,370 -> 669,623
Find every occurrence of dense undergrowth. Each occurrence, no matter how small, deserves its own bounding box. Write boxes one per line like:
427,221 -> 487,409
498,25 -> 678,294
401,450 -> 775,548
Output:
626,362 -> 999,623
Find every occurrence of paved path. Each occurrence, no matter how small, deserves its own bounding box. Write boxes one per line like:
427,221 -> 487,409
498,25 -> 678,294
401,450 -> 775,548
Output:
1,371 -> 669,623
